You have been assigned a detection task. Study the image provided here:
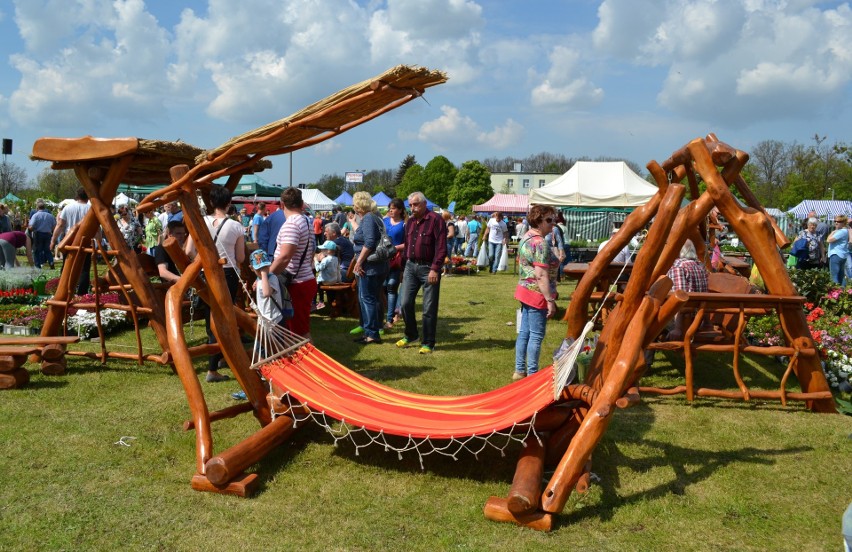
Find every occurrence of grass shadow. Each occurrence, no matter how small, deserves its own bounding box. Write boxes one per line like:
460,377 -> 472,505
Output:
555,435 -> 814,529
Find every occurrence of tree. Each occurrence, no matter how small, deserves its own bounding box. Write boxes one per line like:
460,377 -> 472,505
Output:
422,155 -> 457,207
35,168 -> 79,201
312,173 -> 345,200
448,160 -> 492,214
395,155 -> 416,186
363,169 -> 394,196
0,161 -> 29,198
749,139 -> 790,207
396,163 -> 424,200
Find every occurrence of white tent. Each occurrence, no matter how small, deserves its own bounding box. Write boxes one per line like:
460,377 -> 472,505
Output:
112,192 -> 138,207
301,188 -> 337,211
528,161 -> 658,207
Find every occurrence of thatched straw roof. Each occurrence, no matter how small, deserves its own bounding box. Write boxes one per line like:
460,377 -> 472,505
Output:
198,65 -> 447,166
30,136 -> 271,185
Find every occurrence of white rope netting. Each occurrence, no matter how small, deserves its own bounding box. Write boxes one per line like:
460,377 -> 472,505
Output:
272,391 -> 542,469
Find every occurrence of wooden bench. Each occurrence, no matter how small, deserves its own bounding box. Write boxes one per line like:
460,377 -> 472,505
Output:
319,262 -> 359,318
643,289 -> 825,406
0,336 -> 81,384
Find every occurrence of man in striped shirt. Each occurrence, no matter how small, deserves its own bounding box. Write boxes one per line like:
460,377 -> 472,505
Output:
396,191 -> 447,354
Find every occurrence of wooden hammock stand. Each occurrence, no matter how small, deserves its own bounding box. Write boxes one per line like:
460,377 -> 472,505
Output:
21,64 -> 835,531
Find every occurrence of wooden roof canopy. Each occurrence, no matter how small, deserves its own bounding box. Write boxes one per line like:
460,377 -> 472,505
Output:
136,65 -> 447,210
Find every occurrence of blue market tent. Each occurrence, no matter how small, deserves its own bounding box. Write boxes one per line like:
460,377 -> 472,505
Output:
3,193 -> 23,203
334,191 -> 353,206
372,191 -> 392,207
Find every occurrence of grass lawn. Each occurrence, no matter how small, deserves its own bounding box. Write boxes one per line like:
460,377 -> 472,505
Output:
1,270 -> 850,551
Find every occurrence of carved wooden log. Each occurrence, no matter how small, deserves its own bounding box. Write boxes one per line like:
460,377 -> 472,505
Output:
542,296 -> 657,513
575,460 -> 593,494
545,407 -> 585,467
0,367 -> 29,389
205,414 -> 297,486
686,138 -> 834,412
586,184 -> 684,385
483,497 -> 552,532
40,358 -> 66,376
507,437 -> 545,515
616,387 -> 641,409
41,157 -> 133,339
532,404 -> 575,432
41,343 -> 66,361
0,355 -> 29,371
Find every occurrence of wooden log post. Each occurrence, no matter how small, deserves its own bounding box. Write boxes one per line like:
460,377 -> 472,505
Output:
483,497 -> 553,532
585,184 -> 685,386
176,187 -> 270,424
542,296 -> 658,514
507,436 -> 546,515
204,414 -> 297,487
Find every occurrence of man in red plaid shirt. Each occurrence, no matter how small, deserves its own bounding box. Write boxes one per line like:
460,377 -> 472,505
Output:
667,239 -> 708,292
665,239 -> 708,341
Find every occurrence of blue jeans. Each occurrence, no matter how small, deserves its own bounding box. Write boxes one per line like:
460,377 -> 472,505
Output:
488,242 -> 502,272
400,261 -> 441,347
33,231 -> 52,267
385,268 -> 401,323
515,303 -> 547,375
829,255 -> 846,286
465,233 -> 479,257
357,272 -> 385,339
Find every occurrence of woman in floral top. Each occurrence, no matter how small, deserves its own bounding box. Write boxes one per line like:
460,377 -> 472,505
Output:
513,204 -> 559,380
116,206 -> 143,253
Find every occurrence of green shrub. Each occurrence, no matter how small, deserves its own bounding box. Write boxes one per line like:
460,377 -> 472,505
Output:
788,267 -> 834,304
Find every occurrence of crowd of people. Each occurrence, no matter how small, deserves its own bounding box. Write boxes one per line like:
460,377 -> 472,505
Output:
16,185 -> 851,390
792,209 -> 852,286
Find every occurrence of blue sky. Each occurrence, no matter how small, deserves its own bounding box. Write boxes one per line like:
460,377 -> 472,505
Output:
0,0 -> 850,188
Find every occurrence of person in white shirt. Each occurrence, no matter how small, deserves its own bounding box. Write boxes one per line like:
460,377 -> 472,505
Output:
486,211 -> 508,273
50,187 -> 92,295
455,215 -> 468,256
597,227 -> 633,264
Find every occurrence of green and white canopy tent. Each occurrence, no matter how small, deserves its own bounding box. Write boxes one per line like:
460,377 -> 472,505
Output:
529,161 -> 658,241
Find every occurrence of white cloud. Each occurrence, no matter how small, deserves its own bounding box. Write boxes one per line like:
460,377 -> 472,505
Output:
368,0 -> 483,85
314,139 -> 342,155
417,105 -> 522,151
588,0 -> 852,124
9,0 -> 172,127
530,46 -> 603,109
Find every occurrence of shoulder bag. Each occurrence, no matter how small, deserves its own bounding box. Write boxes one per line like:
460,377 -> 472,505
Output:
366,214 -> 395,263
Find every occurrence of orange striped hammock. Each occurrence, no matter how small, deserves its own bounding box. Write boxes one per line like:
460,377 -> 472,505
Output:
262,344 -> 556,439
255,319 -> 590,463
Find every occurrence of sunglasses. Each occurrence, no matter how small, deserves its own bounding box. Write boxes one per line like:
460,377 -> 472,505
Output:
544,217 -> 554,223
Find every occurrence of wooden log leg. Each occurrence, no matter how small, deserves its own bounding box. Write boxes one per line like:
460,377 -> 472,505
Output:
41,356 -> 66,376
575,459 -> 593,494
0,355 -> 28,371
0,368 -> 30,389
507,436 -> 546,515
41,343 -> 66,361
545,408 -> 585,467
483,497 -> 553,532
204,414 -> 297,487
